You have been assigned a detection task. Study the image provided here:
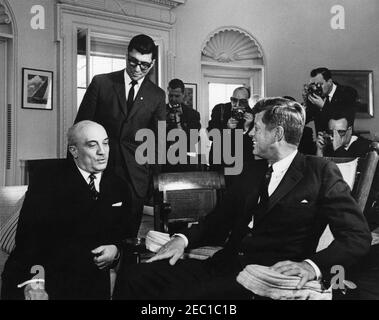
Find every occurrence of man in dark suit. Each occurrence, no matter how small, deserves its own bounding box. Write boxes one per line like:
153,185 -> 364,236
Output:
1,121 -> 130,300
75,34 -> 166,237
113,98 -> 371,300
207,87 -> 254,184
316,109 -> 371,158
304,67 -> 357,133
163,78 -> 201,172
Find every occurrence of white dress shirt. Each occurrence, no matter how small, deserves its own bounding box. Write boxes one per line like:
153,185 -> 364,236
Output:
177,149 -> 321,279
76,165 -> 102,192
124,70 -> 144,101
328,83 -> 337,102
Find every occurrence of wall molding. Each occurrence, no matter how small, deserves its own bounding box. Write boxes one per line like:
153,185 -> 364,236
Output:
201,26 -> 264,64
0,1 -> 11,24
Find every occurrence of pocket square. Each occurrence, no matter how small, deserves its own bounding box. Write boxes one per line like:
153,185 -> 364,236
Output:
112,202 -> 123,207
300,199 -> 308,203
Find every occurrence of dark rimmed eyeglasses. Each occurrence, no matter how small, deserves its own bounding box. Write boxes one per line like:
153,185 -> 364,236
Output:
127,56 -> 153,71
230,97 -> 249,105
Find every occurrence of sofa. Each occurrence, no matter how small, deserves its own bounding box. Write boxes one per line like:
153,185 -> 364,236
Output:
0,185 -> 28,295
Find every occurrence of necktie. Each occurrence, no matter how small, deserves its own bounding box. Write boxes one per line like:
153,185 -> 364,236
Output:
127,80 -> 138,112
89,173 -> 99,200
258,165 -> 273,209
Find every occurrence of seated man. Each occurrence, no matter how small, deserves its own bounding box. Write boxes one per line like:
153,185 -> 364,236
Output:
1,120 -> 130,300
113,98 -> 371,300
316,109 -> 371,157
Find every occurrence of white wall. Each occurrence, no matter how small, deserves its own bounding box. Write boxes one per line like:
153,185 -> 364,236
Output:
173,0 -> 379,135
8,0 -> 58,182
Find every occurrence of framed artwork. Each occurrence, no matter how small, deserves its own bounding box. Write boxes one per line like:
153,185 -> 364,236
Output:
331,70 -> 373,118
184,83 -> 197,110
22,68 -> 53,110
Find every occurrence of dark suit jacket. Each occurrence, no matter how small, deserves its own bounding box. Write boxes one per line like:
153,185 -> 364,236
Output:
207,102 -> 254,167
324,136 -> 371,158
183,153 -> 371,282
166,104 -> 201,153
1,160 -> 130,300
75,70 -> 166,198
306,84 -> 358,133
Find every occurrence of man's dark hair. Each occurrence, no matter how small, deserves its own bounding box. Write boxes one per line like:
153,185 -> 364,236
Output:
254,97 -> 305,146
310,67 -> 332,81
329,108 -> 355,128
128,34 -> 157,60
282,96 -> 296,102
168,78 -> 185,93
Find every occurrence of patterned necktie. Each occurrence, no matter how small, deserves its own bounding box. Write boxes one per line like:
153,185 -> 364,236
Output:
127,80 -> 138,112
89,173 -> 99,200
258,165 -> 273,209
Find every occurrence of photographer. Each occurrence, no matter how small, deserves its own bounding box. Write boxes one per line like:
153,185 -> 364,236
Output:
207,87 -> 254,182
164,79 -> 201,172
303,67 -> 357,133
316,109 -> 370,158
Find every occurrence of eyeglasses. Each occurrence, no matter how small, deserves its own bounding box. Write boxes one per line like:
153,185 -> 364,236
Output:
326,129 -> 349,137
127,56 -> 153,71
230,97 -> 249,105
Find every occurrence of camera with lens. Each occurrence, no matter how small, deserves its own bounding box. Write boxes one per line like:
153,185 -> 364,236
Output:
231,107 -> 247,121
167,104 -> 182,127
305,82 -> 323,97
322,131 -> 333,146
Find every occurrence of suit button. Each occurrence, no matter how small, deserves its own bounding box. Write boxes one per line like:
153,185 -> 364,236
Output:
238,251 -> 245,256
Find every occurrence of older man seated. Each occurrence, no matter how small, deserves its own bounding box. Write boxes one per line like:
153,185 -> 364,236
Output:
1,120 -> 130,300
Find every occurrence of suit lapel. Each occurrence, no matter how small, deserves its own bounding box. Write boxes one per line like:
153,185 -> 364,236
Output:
254,153 -> 305,226
112,70 -> 128,118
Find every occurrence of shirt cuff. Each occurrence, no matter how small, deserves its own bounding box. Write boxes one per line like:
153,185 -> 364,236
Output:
304,259 -> 322,280
172,233 -> 188,248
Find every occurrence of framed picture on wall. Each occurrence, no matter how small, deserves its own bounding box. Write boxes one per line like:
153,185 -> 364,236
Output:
331,70 -> 373,118
22,68 -> 53,110
184,83 -> 197,110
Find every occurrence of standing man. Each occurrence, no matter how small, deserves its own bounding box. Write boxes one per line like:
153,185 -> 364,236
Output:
304,67 -> 357,133
1,121 -> 129,300
164,78 -> 201,172
75,34 -> 166,237
207,86 -> 254,184
113,98 -> 370,300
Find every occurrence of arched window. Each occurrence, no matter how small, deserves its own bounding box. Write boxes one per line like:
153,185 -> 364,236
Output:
201,27 -> 265,127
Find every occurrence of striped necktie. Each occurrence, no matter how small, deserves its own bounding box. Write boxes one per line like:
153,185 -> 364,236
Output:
89,173 -> 99,200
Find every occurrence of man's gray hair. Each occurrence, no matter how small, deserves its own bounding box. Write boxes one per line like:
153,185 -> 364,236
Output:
253,97 -> 305,146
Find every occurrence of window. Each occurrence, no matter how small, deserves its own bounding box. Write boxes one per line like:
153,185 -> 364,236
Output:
208,83 -> 242,118
77,29 -> 127,108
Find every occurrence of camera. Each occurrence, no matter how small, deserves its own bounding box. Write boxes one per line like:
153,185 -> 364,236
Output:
231,108 -> 246,121
305,82 -> 323,97
322,131 -> 333,145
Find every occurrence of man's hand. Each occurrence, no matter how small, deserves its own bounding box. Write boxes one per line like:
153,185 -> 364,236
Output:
308,94 -> 326,109
227,117 -> 239,129
271,260 -> 316,289
91,245 -> 119,270
243,113 -> 254,131
332,129 -> 345,151
24,283 -> 49,300
315,131 -> 326,156
146,236 -> 186,266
